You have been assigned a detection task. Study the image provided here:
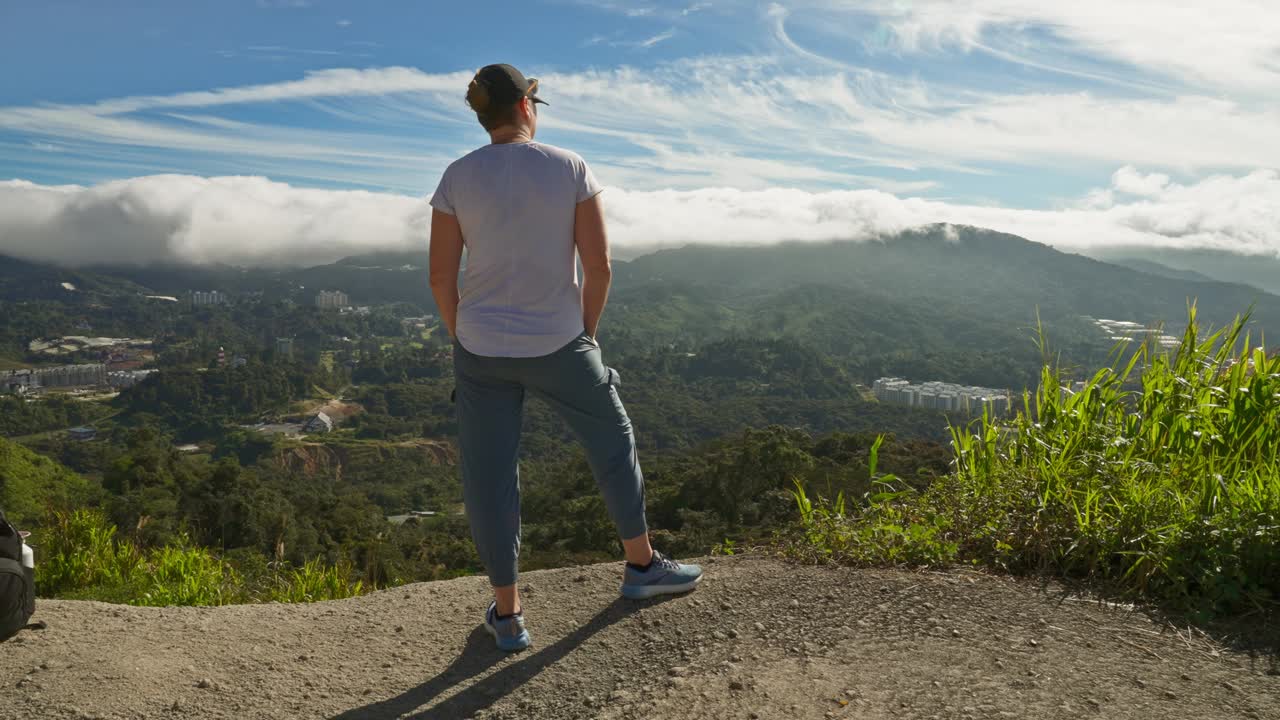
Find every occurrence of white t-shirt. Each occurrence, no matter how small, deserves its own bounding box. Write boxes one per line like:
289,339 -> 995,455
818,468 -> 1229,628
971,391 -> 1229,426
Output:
430,141 -> 603,358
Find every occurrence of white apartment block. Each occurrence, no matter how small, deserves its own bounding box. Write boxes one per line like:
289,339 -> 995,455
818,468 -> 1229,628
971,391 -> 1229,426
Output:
4,364 -> 109,392
191,290 -> 228,306
316,290 -> 350,310
873,376 -> 1012,416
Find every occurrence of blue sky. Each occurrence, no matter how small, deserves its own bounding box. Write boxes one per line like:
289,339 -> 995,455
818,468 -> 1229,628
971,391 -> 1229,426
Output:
2,1 -> 1279,266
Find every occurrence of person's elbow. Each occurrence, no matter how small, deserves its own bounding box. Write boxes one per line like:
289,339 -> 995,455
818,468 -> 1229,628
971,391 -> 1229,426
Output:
582,257 -> 612,281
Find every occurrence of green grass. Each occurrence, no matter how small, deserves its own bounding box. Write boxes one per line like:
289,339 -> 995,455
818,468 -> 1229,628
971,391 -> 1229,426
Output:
789,307 -> 1279,618
34,509 -> 368,606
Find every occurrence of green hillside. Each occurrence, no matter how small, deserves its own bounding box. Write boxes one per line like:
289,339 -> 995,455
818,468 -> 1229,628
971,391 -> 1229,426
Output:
614,225 -> 1280,339
0,437 -> 94,527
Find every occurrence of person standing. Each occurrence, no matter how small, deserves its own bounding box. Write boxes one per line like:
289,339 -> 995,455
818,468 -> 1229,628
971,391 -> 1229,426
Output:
428,64 -> 702,652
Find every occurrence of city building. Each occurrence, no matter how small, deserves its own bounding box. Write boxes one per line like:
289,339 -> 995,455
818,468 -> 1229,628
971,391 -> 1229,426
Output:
191,290 -> 227,306
107,369 -> 157,388
31,364 -> 108,388
275,338 -> 294,358
2,369 -> 37,394
304,411 -> 334,434
873,376 -> 1013,416
315,290 -> 350,310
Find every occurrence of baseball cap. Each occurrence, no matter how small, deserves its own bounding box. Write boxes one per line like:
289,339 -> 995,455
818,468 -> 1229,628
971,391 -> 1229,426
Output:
472,64 -> 548,107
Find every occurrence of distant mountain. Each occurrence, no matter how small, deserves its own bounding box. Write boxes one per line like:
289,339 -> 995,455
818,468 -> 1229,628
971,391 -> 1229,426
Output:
613,225 -> 1280,340
290,250 -> 432,306
79,251 -> 434,306
82,262 -> 287,297
1106,258 -> 1218,284
1085,247 -> 1280,295
0,254 -> 151,301
329,250 -> 429,268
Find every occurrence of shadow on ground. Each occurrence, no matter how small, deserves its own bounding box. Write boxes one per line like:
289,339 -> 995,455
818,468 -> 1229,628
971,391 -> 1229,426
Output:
331,595 -> 674,719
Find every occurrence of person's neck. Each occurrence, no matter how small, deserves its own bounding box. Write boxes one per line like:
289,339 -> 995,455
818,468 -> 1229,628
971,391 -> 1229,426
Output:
489,127 -> 533,145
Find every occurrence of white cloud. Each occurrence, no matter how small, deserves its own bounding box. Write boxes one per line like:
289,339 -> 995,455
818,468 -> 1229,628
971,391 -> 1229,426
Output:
639,29 -> 676,48
1111,166 -> 1170,197
1,169 -> 1276,269
806,0 -> 1280,93
604,170 -> 1280,258
0,176 -> 428,267
4,60 -> 1280,197
336,19 -> 352,27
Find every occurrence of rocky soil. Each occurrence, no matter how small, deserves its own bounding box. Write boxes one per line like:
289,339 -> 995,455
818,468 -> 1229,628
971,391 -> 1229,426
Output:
3,556 -> 1278,720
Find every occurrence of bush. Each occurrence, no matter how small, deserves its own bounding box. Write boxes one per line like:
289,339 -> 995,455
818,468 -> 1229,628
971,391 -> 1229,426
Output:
136,543 -> 239,607
789,308 -> 1280,618
265,557 -> 363,603
35,509 -> 142,597
34,509 -> 370,606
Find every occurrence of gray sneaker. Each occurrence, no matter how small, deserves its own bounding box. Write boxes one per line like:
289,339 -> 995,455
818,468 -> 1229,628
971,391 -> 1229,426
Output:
621,551 -> 703,599
483,601 -> 531,652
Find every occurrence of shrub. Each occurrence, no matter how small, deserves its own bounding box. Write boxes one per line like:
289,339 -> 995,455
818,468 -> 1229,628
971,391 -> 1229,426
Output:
34,509 -> 370,606
35,509 -> 142,597
790,308 -> 1280,618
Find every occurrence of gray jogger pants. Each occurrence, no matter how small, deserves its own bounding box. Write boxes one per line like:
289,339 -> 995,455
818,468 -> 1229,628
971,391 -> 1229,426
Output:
452,332 -> 648,587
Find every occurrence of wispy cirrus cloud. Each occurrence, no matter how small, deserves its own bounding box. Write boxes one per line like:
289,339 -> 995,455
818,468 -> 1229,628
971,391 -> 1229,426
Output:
637,29 -> 676,48
4,60 -> 1280,195
583,28 -> 676,50
4,0 -> 1280,263
781,0 -> 1280,94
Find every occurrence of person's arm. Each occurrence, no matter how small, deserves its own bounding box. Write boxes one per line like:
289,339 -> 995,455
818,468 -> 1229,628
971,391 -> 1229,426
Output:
429,208 -> 464,338
574,193 -> 611,339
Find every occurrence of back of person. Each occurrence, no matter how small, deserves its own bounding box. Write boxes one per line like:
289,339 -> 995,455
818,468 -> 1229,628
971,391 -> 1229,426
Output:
428,63 -> 702,654
432,141 -> 599,358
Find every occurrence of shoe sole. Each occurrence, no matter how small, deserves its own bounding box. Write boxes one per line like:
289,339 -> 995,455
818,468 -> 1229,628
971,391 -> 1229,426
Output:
620,574 -> 703,600
483,619 -> 531,652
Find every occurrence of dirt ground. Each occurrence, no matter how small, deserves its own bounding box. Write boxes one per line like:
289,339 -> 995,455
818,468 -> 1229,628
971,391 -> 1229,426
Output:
4,556 -> 1278,720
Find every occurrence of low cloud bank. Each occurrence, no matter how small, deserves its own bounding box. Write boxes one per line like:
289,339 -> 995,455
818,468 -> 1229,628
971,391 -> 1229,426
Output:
1,167 -> 1277,268
0,175 -> 428,267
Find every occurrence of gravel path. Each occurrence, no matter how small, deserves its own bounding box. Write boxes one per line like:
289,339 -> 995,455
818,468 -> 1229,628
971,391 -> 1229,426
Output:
4,556 -> 1278,720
